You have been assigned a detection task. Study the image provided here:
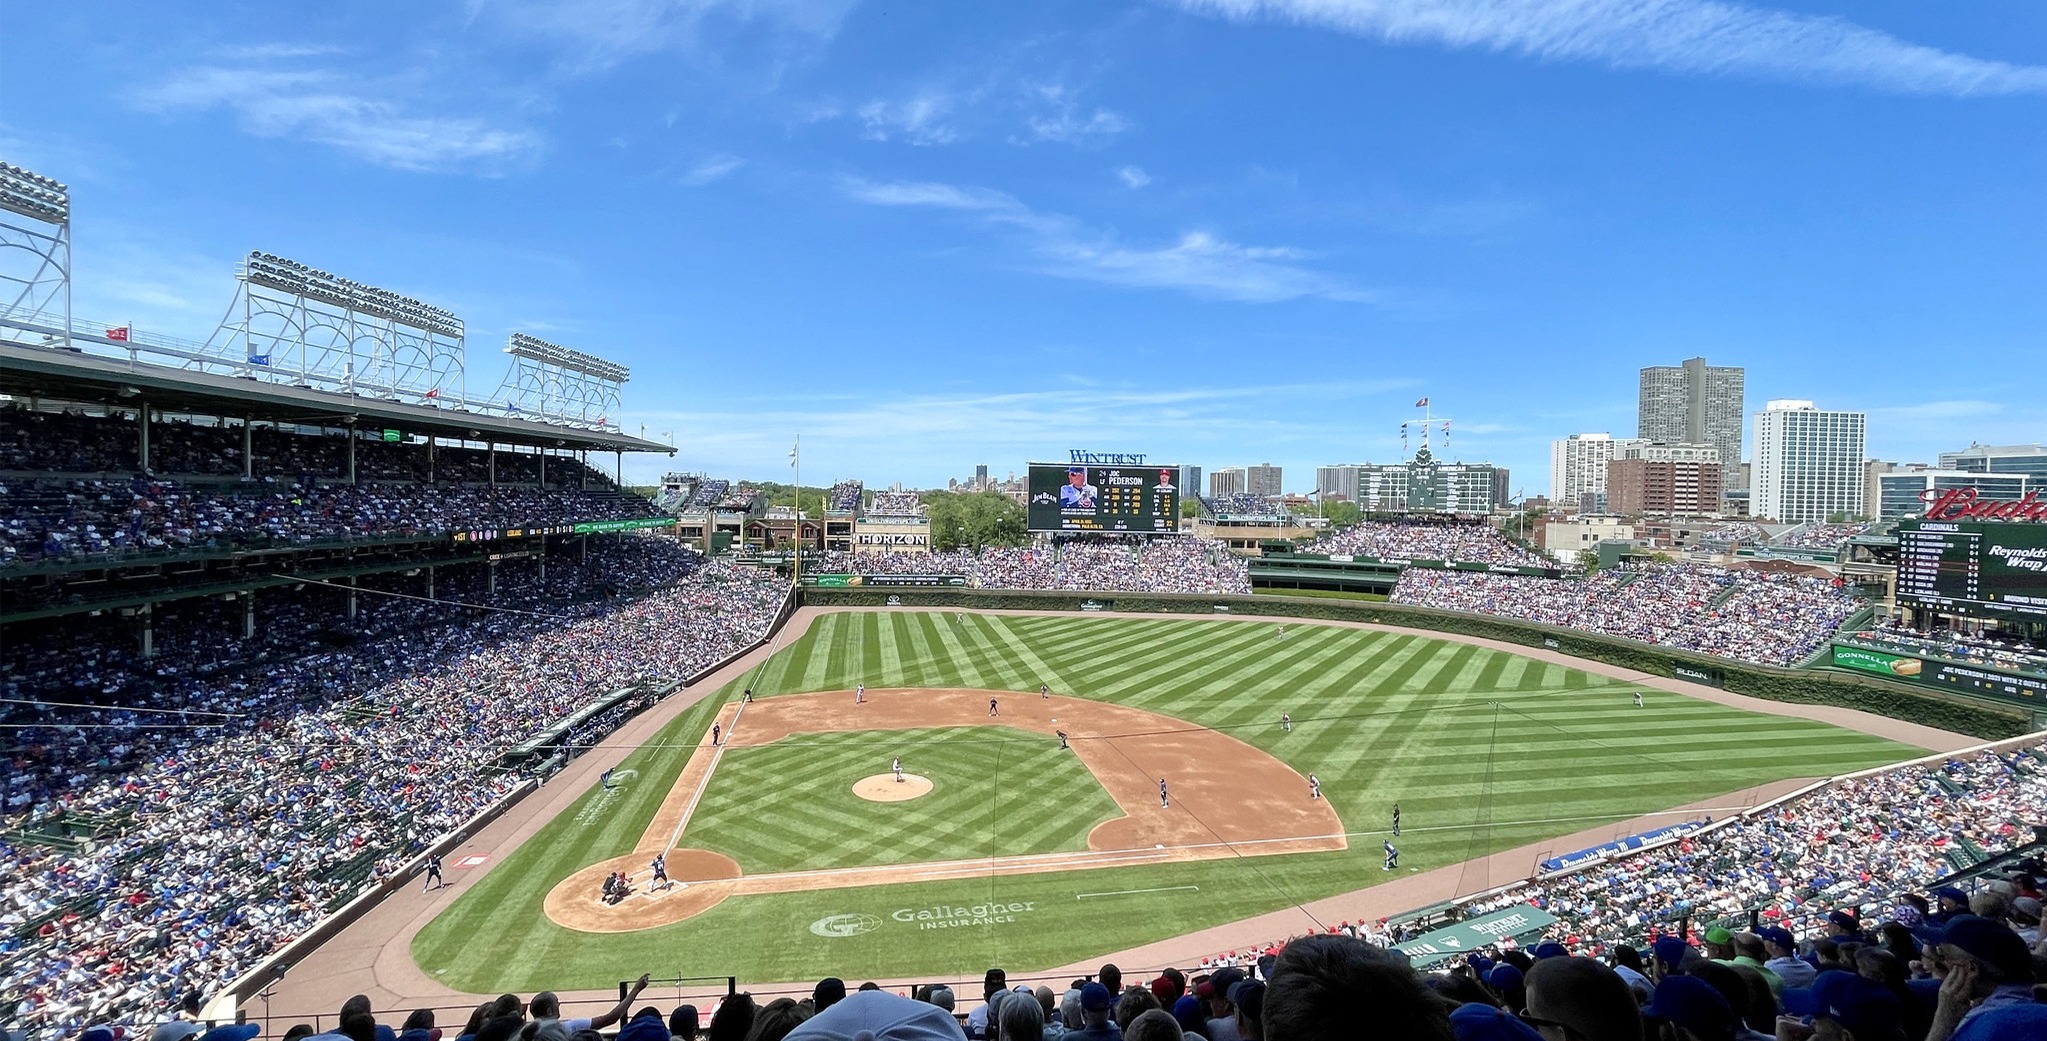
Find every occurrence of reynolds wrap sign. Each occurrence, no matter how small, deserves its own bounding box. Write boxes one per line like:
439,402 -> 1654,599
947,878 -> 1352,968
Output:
1540,821 -> 1706,874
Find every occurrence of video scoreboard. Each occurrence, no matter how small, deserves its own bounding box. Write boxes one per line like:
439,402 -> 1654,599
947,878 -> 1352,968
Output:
1026,462 -> 1181,533
1896,520 -> 2047,619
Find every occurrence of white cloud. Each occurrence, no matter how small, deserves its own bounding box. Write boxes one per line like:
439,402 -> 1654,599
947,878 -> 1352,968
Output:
1026,107 -> 1129,143
843,178 -> 1368,303
134,65 -> 540,172
476,0 -> 856,73
681,153 -> 745,185
855,91 -> 959,145
842,178 -> 1020,211
1175,0 -> 2047,96
1117,165 -> 1152,189
1018,82 -> 1129,144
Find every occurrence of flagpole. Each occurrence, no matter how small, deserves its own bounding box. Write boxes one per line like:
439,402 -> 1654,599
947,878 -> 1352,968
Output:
791,434 -> 801,587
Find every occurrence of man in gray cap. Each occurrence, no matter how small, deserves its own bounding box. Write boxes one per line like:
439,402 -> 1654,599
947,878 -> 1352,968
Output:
785,992 -> 965,1041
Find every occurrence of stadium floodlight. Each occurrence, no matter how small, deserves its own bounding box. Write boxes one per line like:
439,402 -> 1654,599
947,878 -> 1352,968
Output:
505,332 -> 631,383
0,162 -> 69,225
241,251 -> 464,337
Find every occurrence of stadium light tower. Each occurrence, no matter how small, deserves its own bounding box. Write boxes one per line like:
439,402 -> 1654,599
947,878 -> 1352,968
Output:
496,332 -> 629,428
202,251 -> 466,402
0,160 -> 73,348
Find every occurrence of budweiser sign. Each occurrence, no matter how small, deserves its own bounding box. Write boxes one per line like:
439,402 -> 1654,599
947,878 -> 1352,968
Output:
1921,487 -> 2047,522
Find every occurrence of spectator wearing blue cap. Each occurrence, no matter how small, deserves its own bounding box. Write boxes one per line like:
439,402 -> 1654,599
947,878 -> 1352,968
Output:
1775,970 -> 1901,1041
1065,984 -> 1120,1041
1924,915 -> 2047,1041
1930,888 -> 1970,926
1641,975 -> 1738,1041
1760,928 -> 1825,985
1448,1003 -> 1543,1041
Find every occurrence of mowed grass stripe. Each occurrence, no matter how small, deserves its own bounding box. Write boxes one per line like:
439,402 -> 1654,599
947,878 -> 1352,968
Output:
416,612 -> 1933,995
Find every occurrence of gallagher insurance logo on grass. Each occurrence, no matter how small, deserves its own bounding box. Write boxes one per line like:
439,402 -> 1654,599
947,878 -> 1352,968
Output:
809,913 -> 883,938
892,901 -> 1039,931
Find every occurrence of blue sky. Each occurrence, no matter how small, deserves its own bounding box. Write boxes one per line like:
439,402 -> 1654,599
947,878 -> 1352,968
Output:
4,0 -> 2044,493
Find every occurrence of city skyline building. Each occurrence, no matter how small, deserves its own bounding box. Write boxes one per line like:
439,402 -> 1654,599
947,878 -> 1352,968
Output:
1639,356 -> 1745,494
1751,399 -> 1867,524
1549,432 -> 1637,502
1247,463 -> 1284,497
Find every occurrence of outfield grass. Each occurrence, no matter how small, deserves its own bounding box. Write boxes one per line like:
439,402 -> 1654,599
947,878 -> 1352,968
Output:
684,726 -> 1122,873
415,611 -> 1925,991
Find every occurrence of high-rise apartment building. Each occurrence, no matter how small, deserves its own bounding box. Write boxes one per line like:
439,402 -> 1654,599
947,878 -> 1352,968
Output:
1639,357 -> 1745,494
1316,465 -> 1361,502
1209,468 -> 1247,497
1179,465 -> 1202,496
1751,400 -> 1867,523
1549,433 -> 1638,502
1247,463 -> 1283,497
1605,443 -> 1722,517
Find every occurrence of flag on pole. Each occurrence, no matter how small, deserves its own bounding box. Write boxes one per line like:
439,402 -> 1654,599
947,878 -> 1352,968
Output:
423,387 -> 440,400
247,354 -> 271,366
105,326 -> 130,342
789,441 -> 799,468
1414,397 -> 1429,407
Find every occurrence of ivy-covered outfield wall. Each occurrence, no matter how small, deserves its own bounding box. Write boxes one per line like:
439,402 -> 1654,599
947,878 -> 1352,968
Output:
800,588 -> 2032,740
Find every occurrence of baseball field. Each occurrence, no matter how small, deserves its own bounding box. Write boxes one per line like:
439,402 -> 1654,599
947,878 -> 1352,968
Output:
412,609 -> 1923,991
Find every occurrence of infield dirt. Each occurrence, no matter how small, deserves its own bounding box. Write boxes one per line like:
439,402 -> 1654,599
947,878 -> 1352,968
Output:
541,688 -> 1346,933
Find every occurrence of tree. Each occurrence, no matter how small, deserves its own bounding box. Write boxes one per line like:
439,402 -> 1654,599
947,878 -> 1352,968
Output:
921,491 -> 1027,552
1320,500 -> 1362,527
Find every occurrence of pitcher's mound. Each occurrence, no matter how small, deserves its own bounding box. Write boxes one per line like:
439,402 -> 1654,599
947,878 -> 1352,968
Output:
854,774 -> 933,802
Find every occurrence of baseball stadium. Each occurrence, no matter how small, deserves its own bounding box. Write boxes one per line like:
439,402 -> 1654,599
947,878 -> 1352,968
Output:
10,111 -> 2047,1041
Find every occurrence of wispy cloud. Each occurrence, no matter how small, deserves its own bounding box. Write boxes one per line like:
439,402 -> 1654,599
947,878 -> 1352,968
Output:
475,0 -> 856,74
680,153 -> 745,185
855,91 -> 961,145
620,376 -> 1417,481
842,177 -> 1369,303
134,64 -> 540,172
1174,0 -> 2047,96
1021,84 -> 1129,144
1117,165 -> 1153,189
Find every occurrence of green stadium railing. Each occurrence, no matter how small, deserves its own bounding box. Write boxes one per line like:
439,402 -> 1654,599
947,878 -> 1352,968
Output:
799,587 -> 2032,739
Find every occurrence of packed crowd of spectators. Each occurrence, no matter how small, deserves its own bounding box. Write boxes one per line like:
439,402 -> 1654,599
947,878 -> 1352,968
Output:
1301,522 -> 1550,568
808,539 -> 1249,595
1849,623 -> 2047,678
1392,562 -> 1862,666
1460,740 -> 2047,952
826,481 -> 864,513
2,477 -> 656,567
1199,494 -> 1286,518
0,407 -> 613,489
1701,522 -> 1772,545
677,481 -> 729,511
866,492 -> 924,516
1772,522 -> 1877,551
2,548 -> 786,1037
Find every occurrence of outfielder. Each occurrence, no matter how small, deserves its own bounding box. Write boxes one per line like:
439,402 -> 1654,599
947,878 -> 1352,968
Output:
1633,691 -> 1644,708
1282,712 -> 1292,732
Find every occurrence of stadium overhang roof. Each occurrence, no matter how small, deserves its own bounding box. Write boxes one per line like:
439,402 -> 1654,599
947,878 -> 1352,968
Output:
0,340 -> 672,454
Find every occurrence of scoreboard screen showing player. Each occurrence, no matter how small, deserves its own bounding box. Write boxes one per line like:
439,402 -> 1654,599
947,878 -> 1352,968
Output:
1026,463 -> 1181,533
1896,520 -> 2047,619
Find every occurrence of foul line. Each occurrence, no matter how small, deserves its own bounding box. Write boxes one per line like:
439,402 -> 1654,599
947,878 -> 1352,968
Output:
1077,885 -> 1200,900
